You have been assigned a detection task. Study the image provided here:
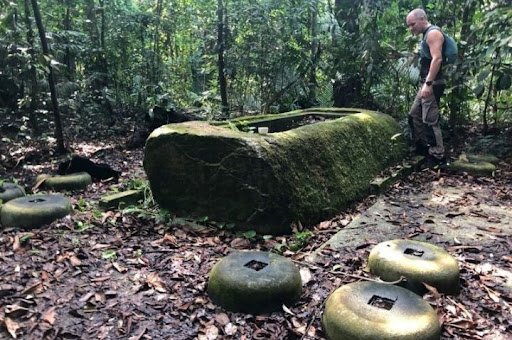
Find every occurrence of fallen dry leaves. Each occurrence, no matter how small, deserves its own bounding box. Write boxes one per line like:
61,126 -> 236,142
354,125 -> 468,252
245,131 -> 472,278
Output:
0,133 -> 511,339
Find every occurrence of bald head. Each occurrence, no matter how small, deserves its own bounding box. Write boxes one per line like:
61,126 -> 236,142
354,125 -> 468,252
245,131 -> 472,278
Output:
406,8 -> 429,36
407,8 -> 428,21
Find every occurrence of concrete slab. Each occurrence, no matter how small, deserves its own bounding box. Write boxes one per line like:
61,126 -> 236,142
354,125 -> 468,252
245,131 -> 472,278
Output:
307,174 -> 512,297
308,180 -> 512,260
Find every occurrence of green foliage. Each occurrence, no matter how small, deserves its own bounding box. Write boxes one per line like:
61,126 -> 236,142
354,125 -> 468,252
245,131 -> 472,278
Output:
75,197 -> 88,212
133,248 -> 143,258
19,233 -> 33,243
101,249 -> 117,261
216,221 -> 236,230
126,177 -> 153,206
242,230 -> 257,240
0,0 -> 510,132
126,177 -> 147,191
288,230 -> 314,251
74,220 -> 92,233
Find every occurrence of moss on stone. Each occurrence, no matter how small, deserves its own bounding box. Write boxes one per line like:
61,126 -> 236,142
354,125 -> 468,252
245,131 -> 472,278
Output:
211,107 -> 357,127
144,108 -> 407,233
466,153 -> 499,164
99,190 -> 144,210
448,160 -> 496,176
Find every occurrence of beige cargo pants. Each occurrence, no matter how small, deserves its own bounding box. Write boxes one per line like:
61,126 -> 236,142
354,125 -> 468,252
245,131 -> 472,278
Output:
408,85 -> 445,159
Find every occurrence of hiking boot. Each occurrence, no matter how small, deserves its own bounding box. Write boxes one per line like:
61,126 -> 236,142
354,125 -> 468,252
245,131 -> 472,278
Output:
411,142 -> 429,157
426,155 -> 447,169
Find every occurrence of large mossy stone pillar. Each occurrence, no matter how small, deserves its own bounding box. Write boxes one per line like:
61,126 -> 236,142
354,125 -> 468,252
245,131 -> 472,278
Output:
144,108 -> 407,234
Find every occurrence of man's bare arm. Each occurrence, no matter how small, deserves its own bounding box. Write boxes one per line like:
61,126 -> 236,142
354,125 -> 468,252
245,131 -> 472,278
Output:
422,29 -> 444,97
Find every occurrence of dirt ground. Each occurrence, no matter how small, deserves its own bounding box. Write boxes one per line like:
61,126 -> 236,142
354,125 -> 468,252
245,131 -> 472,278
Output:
0,127 -> 511,339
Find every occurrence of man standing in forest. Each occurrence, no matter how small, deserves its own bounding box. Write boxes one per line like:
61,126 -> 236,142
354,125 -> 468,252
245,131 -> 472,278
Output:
406,8 -> 446,164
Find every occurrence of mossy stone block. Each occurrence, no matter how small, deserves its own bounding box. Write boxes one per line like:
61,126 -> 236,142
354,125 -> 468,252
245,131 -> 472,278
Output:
99,190 -> 144,210
448,160 -> 496,177
144,108 -> 407,234
466,153 -> 499,165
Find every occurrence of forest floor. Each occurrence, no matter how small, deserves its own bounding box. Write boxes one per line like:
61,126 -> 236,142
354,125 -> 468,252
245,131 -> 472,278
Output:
0,116 -> 511,339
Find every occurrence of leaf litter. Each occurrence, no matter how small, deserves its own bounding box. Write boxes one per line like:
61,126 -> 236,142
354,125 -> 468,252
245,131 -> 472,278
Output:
0,131 -> 511,339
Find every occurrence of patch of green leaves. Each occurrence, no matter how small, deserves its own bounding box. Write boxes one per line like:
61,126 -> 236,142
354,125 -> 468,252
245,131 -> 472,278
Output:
227,121 -> 240,131
242,230 -> 257,240
75,197 -> 88,212
19,233 -> 34,243
91,208 -> 103,219
288,230 -> 314,251
127,177 -> 147,191
156,209 -> 171,224
102,249 -> 117,261
216,222 -> 236,230
125,178 -> 155,207
74,221 -> 92,232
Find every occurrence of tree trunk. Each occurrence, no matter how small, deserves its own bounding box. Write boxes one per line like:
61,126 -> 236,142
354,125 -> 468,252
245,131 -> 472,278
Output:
30,0 -> 66,153
23,0 -> 39,134
99,0 -> 105,50
448,1 -> 476,131
152,0 -> 163,84
85,0 -> 108,88
217,0 -> 229,117
85,0 -> 100,55
85,0 -> 111,116
307,0 -> 319,107
492,81 -> 498,128
63,0 -> 75,80
332,0 -> 361,107
482,60 -> 497,135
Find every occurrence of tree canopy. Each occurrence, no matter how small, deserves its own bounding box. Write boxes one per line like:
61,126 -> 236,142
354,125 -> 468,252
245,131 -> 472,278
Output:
0,0 -> 511,143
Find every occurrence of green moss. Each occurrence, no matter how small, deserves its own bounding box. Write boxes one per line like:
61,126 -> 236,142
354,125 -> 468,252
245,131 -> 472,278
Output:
466,153 -> 499,164
448,160 -> 496,176
211,107 -> 358,127
144,109 -> 407,234
259,112 -> 406,224
99,190 -> 144,210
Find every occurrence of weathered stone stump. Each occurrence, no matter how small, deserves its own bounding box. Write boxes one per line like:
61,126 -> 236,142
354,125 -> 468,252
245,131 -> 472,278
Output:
207,251 -> 302,313
144,108 -> 407,233
368,239 -> 460,295
323,281 -> 441,340
0,182 -> 26,203
1,194 -> 72,229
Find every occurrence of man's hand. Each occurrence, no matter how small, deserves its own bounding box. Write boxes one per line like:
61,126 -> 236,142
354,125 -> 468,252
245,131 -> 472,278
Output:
421,83 -> 433,98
